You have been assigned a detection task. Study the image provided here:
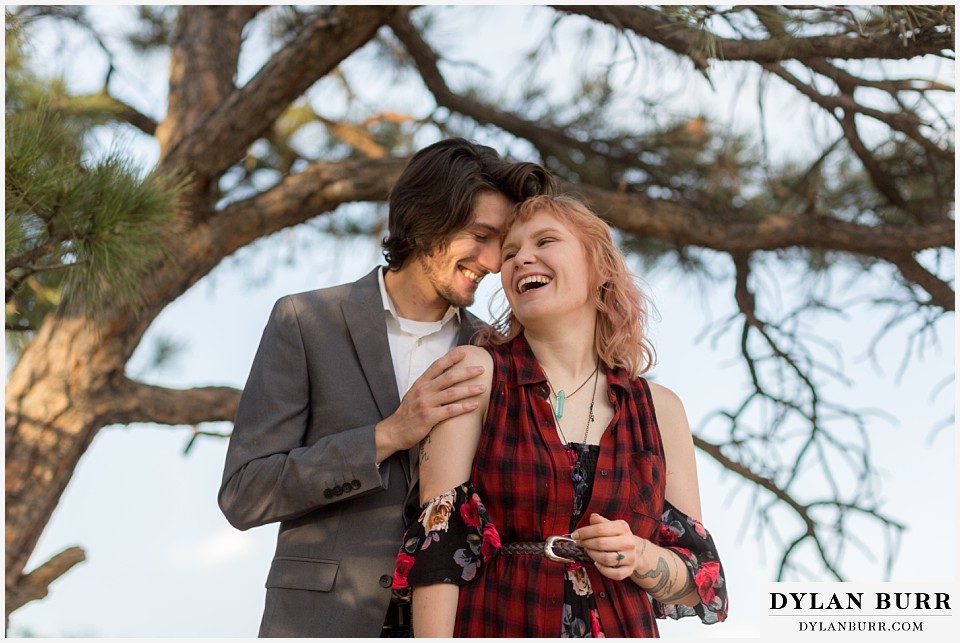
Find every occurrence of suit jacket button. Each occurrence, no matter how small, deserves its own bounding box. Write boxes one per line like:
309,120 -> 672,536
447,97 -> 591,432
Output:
334,485 -> 343,496
341,483 -> 353,494
379,574 -> 392,588
351,479 -> 362,490
323,488 -> 334,499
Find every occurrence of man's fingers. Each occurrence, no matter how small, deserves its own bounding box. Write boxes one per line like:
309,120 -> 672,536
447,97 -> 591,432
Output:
436,400 -> 480,421
438,383 -> 487,403
419,347 -> 468,382
433,364 -> 485,390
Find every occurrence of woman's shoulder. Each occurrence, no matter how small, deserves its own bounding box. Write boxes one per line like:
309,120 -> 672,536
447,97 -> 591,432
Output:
455,345 -> 495,387
470,335 -> 522,371
644,380 -> 690,436
458,344 -> 494,368
646,380 -> 683,410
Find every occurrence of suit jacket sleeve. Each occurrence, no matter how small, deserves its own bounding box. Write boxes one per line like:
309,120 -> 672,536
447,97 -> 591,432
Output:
218,295 -> 387,531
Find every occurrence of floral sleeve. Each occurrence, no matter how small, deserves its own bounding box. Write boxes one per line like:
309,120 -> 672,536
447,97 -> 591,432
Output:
651,502 -> 728,624
391,482 -> 501,598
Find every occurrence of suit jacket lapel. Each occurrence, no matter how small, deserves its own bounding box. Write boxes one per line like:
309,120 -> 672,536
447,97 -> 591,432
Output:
342,269 -> 409,481
457,310 -> 484,347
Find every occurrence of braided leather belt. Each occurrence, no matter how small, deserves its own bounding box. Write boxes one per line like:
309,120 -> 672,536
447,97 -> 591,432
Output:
500,535 -> 592,563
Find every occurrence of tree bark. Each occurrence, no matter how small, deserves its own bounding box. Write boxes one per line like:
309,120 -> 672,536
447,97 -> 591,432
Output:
556,5 -> 954,67
3,7 -> 403,620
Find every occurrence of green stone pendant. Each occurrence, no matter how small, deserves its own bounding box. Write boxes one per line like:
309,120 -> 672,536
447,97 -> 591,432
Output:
554,390 -> 565,419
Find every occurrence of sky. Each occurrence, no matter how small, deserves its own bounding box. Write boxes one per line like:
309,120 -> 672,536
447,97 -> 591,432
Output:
6,5 -> 957,640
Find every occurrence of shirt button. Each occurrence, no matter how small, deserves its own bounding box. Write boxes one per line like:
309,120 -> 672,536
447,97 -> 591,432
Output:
599,592 -> 607,599
600,469 -> 608,477
379,574 -> 392,588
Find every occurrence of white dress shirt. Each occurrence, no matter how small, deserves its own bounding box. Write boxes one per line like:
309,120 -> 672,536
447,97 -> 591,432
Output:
378,267 -> 461,398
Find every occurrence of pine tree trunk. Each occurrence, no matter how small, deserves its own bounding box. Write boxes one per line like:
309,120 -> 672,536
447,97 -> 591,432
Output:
5,311 -> 133,619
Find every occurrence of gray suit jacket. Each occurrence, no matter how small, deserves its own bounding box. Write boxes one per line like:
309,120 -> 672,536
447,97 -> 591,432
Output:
219,267 -> 483,637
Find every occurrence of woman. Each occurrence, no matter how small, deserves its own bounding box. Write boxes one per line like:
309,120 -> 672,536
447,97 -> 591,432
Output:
393,195 -> 727,637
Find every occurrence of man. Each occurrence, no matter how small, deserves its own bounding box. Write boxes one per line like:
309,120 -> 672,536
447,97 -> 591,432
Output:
219,138 -> 553,637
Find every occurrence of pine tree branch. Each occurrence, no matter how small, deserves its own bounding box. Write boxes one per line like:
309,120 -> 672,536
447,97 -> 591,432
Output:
573,183 -> 953,257
159,6 -> 398,180
875,250 -> 956,310
64,92 -> 159,136
554,5 -> 954,68
787,67 -> 929,147
764,60 -> 953,164
5,262 -> 74,306
227,4 -> 266,27
804,61 -> 955,94
5,546 -> 85,615
388,10 -> 545,142
158,6 -> 258,148
212,156 -> 408,258
805,60 -> 954,162
104,379 -> 242,427
757,63 -> 913,212
387,9 -> 659,182
693,435 -> 814,532
5,238 -> 67,276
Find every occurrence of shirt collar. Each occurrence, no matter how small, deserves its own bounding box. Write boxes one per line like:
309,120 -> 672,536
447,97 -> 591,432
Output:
378,267 -> 460,325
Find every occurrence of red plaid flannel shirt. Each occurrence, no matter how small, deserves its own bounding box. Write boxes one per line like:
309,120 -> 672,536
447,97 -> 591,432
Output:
454,334 -> 667,637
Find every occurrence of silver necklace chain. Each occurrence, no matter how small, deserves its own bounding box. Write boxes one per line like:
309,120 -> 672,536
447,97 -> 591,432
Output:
547,361 -> 600,445
546,363 -> 598,404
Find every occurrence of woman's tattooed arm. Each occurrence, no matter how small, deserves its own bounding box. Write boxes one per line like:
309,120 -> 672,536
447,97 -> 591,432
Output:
631,538 -> 695,603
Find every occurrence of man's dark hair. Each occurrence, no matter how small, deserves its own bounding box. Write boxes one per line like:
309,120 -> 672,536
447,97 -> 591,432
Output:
382,137 -> 555,270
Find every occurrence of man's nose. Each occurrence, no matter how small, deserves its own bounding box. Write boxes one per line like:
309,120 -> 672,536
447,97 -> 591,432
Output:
478,243 -> 503,274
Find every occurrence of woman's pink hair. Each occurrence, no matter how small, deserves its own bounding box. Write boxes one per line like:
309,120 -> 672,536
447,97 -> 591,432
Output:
484,194 -> 656,378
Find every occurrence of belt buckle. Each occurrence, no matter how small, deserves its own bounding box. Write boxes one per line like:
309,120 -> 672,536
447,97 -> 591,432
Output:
544,535 -> 577,563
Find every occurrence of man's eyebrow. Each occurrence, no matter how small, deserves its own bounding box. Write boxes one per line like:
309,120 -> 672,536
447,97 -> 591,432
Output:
470,222 -> 501,234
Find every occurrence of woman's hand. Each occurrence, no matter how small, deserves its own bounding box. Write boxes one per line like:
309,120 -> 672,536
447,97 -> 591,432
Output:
574,513 -> 699,605
571,513 -> 647,581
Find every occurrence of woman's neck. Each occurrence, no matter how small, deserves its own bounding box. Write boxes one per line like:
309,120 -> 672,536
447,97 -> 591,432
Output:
523,315 -> 598,382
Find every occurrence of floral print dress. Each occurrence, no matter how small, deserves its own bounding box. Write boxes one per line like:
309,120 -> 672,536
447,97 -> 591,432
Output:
392,335 -> 728,637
